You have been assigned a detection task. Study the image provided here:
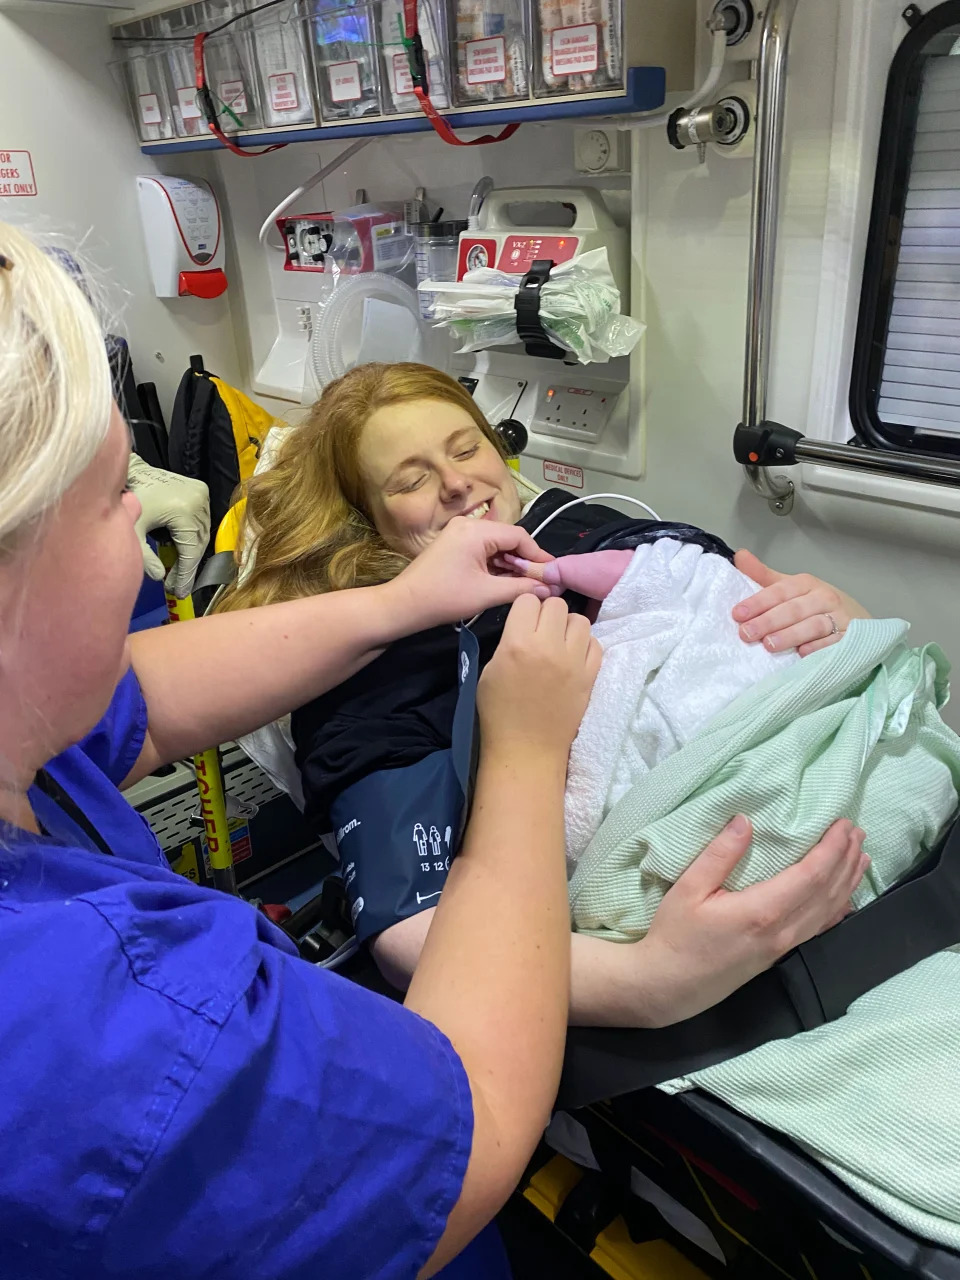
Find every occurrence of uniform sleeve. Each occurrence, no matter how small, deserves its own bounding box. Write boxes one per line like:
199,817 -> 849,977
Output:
75,666 -> 148,786
99,900 -> 474,1280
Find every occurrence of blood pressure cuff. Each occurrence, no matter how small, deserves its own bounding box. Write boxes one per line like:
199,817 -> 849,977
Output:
330,628 -> 481,944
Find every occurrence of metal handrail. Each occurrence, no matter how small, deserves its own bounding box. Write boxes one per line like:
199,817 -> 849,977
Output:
739,0 -> 960,512
741,0 -> 798,512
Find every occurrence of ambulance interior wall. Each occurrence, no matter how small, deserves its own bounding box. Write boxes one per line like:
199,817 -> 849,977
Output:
2,0 -> 959,735
210,0 -> 960,732
0,5 -> 244,413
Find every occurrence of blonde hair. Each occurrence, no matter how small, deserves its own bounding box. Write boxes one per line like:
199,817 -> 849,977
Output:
215,362 -> 506,612
0,223 -> 112,556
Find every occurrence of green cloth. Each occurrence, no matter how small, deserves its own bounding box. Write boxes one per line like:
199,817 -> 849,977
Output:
570,619 -> 960,1245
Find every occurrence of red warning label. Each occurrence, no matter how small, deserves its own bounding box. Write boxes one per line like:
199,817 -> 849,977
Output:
0,150 -> 36,198
543,460 -> 584,489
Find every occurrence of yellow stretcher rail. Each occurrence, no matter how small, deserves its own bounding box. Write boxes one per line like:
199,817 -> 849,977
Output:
159,544 -> 237,896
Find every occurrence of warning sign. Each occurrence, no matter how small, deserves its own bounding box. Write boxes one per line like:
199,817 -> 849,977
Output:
543,460 -> 584,489
392,53 -> 413,96
269,71 -> 299,112
466,36 -> 507,85
551,23 -> 599,76
328,61 -> 362,103
0,150 -> 37,198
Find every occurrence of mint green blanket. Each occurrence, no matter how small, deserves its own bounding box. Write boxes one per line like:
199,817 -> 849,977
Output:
570,619 -> 960,1245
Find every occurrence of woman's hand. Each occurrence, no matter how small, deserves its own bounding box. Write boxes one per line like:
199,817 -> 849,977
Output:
641,816 -> 868,1026
733,550 -> 871,657
387,516 -> 554,630
478,595 -> 602,761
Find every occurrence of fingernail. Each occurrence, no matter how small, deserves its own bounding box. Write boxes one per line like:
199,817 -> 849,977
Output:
741,624 -> 756,641
503,554 -> 529,571
764,635 -> 778,651
733,604 -> 748,621
728,815 -> 750,836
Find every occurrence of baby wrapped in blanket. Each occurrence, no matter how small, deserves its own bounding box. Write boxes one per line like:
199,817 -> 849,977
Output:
524,536 -> 960,1247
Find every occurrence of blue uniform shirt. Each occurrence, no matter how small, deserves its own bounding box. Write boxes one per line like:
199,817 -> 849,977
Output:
0,670 -> 507,1279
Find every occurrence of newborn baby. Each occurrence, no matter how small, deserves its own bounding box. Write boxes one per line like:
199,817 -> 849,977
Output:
509,542 -> 799,868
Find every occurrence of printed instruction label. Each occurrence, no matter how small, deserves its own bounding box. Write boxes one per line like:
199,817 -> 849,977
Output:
543,460 -> 584,489
177,86 -> 202,120
269,71 -> 299,112
201,819 -> 253,874
372,220 -> 409,269
328,60 -> 362,103
138,94 -> 162,126
551,23 -> 599,76
218,79 -> 249,115
392,52 -> 414,96
466,35 -> 507,85
0,150 -> 36,197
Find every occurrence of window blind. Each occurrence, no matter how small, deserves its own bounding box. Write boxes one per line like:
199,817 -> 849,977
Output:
879,49 -> 960,437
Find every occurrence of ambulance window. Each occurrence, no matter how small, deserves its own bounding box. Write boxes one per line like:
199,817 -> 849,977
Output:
850,2 -> 960,460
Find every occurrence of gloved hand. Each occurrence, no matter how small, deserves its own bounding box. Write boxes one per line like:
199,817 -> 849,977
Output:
128,454 -> 211,599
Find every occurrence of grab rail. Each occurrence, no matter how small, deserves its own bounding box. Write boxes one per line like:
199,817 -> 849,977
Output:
736,0 -> 960,514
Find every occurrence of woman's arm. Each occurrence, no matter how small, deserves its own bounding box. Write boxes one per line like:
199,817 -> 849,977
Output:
125,518 -> 551,784
405,597 -> 601,1278
372,817 -> 867,1032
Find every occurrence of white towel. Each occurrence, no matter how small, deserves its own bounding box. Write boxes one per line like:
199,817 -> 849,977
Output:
564,540 -> 798,870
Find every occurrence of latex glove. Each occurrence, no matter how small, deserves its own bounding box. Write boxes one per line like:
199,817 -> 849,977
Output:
128,455 -> 211,599
732,549 -> 872,657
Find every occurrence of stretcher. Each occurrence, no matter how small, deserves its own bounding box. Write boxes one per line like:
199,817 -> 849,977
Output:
546,809 -> 960,1280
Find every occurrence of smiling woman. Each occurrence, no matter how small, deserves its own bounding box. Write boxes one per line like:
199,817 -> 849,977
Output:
216,363 -> 525,613
359,400 -> 522,558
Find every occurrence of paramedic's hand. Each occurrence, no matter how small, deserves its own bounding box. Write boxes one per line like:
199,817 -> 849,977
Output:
390,517 -> 555,629
478,596 -> 602,757
128,455 -> 211,599
642,817 -> 869,1026
733,550 -> 871,657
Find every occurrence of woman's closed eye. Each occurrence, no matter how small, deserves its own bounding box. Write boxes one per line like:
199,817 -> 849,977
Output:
454,444 -> 480,461
394,472 -> 428,494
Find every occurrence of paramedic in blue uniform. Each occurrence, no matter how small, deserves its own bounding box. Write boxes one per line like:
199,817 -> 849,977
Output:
0,225 -> 867,1280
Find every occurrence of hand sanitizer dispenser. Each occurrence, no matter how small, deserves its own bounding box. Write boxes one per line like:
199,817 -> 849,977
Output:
136,175 -> 227,299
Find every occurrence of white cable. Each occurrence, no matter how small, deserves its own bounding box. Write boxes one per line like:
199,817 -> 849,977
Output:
623,24 -> 729,132
529,492 -> 661,541
315,937 -> 359,970
258,139 -> 373,252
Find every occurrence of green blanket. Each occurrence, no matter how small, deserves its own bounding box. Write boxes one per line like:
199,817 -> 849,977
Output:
570,619 -> 960,1245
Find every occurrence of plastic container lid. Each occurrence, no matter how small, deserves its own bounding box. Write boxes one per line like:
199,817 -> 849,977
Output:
414,220 -> 468,239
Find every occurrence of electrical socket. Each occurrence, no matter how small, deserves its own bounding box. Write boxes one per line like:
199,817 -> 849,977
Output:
534,383 -> 617,443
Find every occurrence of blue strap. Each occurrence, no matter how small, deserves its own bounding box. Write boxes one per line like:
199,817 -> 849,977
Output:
451,627 -> 480,799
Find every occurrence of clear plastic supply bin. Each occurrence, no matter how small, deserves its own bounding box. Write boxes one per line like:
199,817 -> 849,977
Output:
251,0 -> 317,127
203,22 -> 265,133
532,0 -> 623,98
113,20 -> 178,144
378,0 -> 450,114
309,1 -> 382,121
451,0 -> 530,106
